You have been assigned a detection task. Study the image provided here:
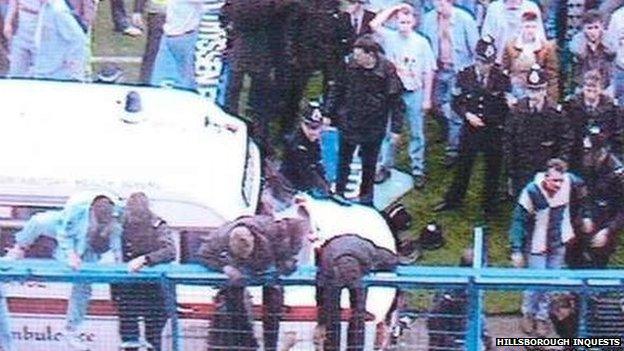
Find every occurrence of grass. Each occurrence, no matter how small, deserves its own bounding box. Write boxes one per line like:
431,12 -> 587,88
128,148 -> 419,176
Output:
90,9 -> 624,314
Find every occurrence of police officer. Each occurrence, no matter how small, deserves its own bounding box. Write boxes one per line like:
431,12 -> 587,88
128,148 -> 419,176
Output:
280,101 -> 330,195
565,70 -> 623,173
503,64 -> 574,196
111,192 -> 176,351
433,36 -> 511,216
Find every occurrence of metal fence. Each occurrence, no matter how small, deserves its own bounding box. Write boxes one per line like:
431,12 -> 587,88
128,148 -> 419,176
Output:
1,228 -> 624,350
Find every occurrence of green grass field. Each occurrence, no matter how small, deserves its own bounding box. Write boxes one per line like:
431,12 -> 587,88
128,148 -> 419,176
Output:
91,5 -> 624,314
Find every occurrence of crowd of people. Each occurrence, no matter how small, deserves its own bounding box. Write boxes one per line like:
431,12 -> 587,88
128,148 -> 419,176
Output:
3,0 -> 624,347
0,0 -> 209,87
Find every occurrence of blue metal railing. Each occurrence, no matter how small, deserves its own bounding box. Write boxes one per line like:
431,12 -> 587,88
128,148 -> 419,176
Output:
0,227 -> 623,350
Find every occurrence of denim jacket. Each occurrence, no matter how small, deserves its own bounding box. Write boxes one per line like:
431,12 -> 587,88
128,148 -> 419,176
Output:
56,192 -> 122,263
420,6 -> 479,72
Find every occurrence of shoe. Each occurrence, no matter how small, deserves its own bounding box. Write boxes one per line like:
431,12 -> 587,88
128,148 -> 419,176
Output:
64,331 -> 89,351
433,200 -> 460,212
534,319 -> 550,337
520,314 -> 535,335
122,26 -> 142,37
374,167 -> 391,184
412,175 -> 425,189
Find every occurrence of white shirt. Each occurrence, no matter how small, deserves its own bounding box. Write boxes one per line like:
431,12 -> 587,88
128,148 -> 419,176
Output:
481,0 -> 546,62
163,0 -> 205,36
376,27 -> 436,91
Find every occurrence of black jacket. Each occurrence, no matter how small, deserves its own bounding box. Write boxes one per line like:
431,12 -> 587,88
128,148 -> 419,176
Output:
504,99 -> 574,180
565,94 -> 623,171
452,64 -> 511,133
337,10 -> 375,60
221,0 -> 288,73
325,56 -> 405,143
280,128 -> 328,193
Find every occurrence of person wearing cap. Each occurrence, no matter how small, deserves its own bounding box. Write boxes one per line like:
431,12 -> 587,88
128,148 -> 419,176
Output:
5,192 -> 123,350
315,234 -> 398,351
433,36 -> 511,216
420,0 -> 479,167
502,10 -> 559,102
509,158 -> 588,337
280,101 -> 330,195
503,64 -> 573,196
196,204 -> 315,351
110,192 -> 175,351
481,0 -> 545,63
369,3 -> 432,188
323,34 -> 405,204
565,70 -> 623,173
567,10 -> 614,96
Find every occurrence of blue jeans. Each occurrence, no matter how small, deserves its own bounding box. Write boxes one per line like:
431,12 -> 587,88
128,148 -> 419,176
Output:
14,212 -> 60,248
65,249 -> 99,332
521,246 -> 566,321
613,65 -> 624,106
379,90 -> 425,176
215,60 -> 231,108
151,30 -> 198,90
434,68 -> 462,156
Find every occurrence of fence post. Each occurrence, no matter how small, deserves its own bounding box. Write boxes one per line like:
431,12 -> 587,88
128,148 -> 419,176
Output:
577,279 -> 588,338
162,276 -> 180,351
466,226 -> 486,351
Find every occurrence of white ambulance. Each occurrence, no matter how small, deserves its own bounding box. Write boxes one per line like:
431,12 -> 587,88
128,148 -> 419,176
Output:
0,79 -> 397,350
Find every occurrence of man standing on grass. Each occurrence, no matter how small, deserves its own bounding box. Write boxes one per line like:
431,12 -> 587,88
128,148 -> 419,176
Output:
433,35 -> 510,217
509,158 -> 588,337
324,34 -> 404,205
369,3 -> 433,189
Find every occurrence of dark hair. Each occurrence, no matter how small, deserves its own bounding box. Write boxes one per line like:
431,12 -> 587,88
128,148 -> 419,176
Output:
582,9 -> 603,25
353,35 -> 382,54
546,158 -> 569,173
521,11 -> 539,22
583,69 -> 603,87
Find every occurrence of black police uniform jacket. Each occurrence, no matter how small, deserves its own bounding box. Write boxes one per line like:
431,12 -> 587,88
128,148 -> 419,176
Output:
280,127 -> 327,192
565,94 -> 624,171
452,64 -> 511,137
503,99 -> 574,182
